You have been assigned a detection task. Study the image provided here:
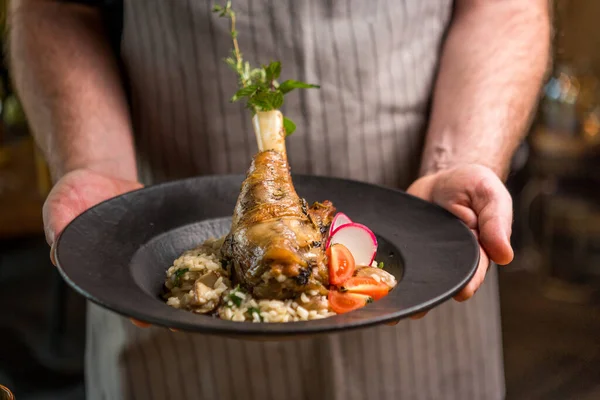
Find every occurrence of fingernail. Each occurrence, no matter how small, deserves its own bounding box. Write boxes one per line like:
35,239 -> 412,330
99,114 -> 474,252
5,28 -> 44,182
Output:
130,318 -> 151,328
50,244 -> 57,266
47,230 -> 55,247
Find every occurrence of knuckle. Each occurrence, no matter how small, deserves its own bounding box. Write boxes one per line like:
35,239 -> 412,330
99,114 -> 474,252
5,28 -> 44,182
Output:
474,177 -> 497,200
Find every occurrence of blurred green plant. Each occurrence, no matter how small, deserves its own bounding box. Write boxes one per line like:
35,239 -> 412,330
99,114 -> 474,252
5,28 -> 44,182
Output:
3,94 -> 26,127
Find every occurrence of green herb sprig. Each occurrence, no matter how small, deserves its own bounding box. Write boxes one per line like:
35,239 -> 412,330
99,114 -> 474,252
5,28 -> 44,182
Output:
212,1 -> 319,136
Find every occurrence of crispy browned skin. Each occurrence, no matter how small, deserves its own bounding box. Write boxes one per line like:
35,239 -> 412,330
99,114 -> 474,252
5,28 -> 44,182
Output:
221,150 -> 335,299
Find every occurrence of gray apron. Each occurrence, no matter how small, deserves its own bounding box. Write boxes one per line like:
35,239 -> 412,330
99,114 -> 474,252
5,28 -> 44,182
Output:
85,1 -> 506,398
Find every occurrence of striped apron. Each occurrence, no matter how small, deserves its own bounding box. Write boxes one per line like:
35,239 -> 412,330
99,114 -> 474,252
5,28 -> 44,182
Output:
85,1 -> 506,398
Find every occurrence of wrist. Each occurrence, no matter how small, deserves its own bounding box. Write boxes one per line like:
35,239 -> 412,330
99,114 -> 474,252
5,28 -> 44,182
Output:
419,141 -> 510,181
419,122 -> 516,180
53,156 -> 138,183
419,162 -> 508,188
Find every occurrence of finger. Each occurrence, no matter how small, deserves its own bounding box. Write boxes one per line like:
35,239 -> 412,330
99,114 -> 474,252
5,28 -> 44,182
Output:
444,203 -> 478,229
410,311 -> 428,320
130,318 -> 151,328
454,244 -> 490,302
471,176 -> 514,265
406,173 -> 437,201
42,193 -> 82,247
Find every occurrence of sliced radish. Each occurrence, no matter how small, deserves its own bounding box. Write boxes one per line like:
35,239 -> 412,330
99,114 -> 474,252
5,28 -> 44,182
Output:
328,223 -> 377,266
328,212 -> 352,237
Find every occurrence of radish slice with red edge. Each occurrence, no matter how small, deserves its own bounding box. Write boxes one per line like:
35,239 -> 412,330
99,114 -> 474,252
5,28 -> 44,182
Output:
328,212 -> 352,237
327,223 -> 378,266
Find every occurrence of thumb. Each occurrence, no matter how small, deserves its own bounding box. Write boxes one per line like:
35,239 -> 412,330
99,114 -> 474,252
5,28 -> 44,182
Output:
471,178 -> 514,265
43,192 -> 83,246
44,201 -> 79,266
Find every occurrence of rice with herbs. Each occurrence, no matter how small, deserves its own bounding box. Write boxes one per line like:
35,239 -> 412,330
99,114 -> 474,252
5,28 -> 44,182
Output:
163,237 -> 335,322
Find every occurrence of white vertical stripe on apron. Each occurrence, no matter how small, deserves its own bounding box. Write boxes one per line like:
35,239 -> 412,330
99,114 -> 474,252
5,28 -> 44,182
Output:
205,0 -> 235,174
156,0 -> 188,178
244,339 -> 273,400
148,0 -> 178,179
193,333 -> 220,399
308,1 -> 347,178
287,0 -> 314,174
125,2 -> 159,183
303,0 -> 330,177
366,19 -> 390,186
346,0 -> 371,182
125,10 -> 152,186
165,1 -> 195,175
183,0 -> 211,174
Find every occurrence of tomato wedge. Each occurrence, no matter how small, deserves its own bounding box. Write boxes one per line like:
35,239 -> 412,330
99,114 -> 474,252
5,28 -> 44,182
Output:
340,276 -> 390,300
327,243 -> 356,285
328,290 -> 372,314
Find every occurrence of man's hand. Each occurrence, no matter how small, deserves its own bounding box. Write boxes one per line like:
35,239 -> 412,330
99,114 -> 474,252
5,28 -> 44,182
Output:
44,168 -> 142,264
402,164 -> 514,320
45,168 -> 152,328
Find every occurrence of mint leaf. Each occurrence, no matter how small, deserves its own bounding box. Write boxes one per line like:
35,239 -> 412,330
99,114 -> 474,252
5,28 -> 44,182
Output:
231,85 -> 259,102
248,93 -> 271,111
279,80 -> 320,94
283,117 -> 296,136
270,91 -> 284,109
265,61 -> 281,81
248,90 -> 283,111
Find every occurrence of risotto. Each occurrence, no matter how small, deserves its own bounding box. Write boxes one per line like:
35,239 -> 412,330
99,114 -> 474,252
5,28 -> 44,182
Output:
163,237 -> 336,322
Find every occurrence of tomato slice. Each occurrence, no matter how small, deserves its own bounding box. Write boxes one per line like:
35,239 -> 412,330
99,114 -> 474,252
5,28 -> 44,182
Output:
328,290 -> 372,314
327,243 -> 356,286
340,276 -> 390,300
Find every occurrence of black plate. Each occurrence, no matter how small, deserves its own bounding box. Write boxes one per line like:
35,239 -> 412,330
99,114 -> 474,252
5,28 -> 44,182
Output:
55,175 -> 479,337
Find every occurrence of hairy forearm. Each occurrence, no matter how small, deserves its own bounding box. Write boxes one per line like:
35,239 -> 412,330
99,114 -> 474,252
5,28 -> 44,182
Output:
420,0 -> 551,179
9,0 -> 137,181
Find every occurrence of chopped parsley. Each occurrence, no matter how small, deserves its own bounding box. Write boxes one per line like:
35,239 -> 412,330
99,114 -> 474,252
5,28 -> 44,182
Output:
172,268 -> 189,286
248,307 -> 263,321
226,285 -> 245,307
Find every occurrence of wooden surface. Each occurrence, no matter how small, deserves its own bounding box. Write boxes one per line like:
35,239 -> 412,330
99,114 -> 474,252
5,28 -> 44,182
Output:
0,137 -> 49,238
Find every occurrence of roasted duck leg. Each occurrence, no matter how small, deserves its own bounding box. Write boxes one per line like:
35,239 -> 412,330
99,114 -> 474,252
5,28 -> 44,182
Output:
221,111 -> 335,299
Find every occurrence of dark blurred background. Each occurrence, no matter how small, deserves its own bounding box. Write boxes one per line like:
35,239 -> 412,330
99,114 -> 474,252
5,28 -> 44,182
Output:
1,0 -> 599,399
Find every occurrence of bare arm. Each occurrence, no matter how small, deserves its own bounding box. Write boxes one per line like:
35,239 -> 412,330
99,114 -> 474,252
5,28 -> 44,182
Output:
420,0 -> 551,179
9,0 -> 137,181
